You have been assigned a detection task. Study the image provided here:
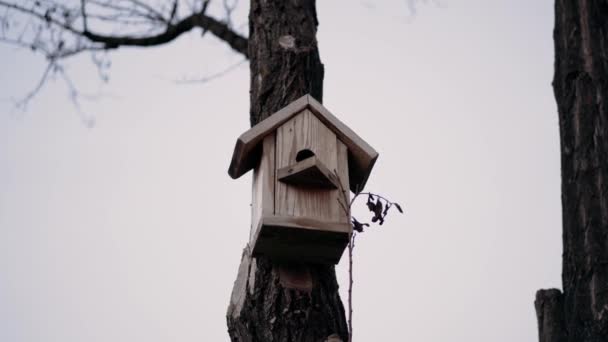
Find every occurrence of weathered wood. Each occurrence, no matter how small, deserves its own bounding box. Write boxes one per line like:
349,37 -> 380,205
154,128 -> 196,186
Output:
252,215 -> 350,264
277,156 -> 339,190
228,97 -> 309,179
306,96 -> 379,191
250,133 -> 275,244
247,110 -> 352,265
336,141 -> 350,222
227,1 -> 349,340
228,95 -> 378,192
262,216 -> 350,234
275,110 -> 342,222
536,1 -> 608,341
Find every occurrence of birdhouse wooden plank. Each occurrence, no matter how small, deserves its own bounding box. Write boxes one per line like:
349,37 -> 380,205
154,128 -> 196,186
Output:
249,133 -> 275,244
275,109 -> 344,222
229,95 -> 378,192
229,94 -> 378,264
277,156 -> 340,189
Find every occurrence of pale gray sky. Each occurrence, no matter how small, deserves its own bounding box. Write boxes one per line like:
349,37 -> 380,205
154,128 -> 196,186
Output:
0,1 -> 560,341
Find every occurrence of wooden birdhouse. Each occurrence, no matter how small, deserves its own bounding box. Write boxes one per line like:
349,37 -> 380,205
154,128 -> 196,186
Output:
228,94 -> 378,264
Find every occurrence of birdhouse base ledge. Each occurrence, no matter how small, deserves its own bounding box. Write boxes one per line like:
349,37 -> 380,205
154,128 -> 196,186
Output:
251,216 -> 351,265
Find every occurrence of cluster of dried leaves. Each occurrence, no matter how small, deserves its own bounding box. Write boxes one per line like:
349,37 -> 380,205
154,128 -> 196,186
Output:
352,193 -> 403,233
345,190 -> 403,342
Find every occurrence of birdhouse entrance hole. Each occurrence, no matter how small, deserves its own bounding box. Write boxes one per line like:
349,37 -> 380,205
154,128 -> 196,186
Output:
278,149 -> 339,189
295,149 -> 315,162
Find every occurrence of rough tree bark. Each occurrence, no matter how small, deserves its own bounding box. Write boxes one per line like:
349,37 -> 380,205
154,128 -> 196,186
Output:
535,1 -> 608,341
226,1 -> 349,341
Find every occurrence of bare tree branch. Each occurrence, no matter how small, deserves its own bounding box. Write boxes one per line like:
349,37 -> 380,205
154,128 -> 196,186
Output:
82,10 -> 248,57
124,0 -> 169,22
0,0 -> 249,59
12,60 -> 55,110
81,0 -> 88,31
222,0 -> 238,28
85,0 -> 165,22
0,0 -> 248,118
0,1 -> 82,35
174,58 -> 246,84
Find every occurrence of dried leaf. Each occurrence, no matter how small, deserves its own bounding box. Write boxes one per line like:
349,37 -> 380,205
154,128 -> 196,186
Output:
394,203 -> 404,213
352,218 -> 369,233
366,201 -> 375,212
374,198 -> 383,218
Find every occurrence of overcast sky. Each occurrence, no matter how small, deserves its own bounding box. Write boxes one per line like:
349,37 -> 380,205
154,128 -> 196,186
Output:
0,1 -> 560,341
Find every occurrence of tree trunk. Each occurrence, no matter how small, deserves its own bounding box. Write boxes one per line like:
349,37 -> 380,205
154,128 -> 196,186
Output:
226,1 -> 349,341
536,1 -> 608,341
535,289 -> 567,342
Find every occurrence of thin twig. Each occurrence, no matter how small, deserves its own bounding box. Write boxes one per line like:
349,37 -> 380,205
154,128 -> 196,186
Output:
56,63 -> 96,127
174,58 -> 246,84
334,170 -> 402,342
357,192 -> 396,206
334,169 -> 355,342
12,60 -> 55,110
0,0 -> 249,117
348,232 -> 356,342
80,0 -> 87,31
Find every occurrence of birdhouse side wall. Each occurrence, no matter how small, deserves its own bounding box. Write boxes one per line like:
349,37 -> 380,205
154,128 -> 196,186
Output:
250,133 -> 275,244
336,139 -> 350,223
275,110 -> 349,224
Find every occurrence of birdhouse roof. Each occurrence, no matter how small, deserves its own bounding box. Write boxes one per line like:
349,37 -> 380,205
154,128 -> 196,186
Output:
228,94 -> 379,192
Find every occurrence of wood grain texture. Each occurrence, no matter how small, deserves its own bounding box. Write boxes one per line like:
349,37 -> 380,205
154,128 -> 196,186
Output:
277,156 -> 339,189
251,215 -> 350,264
336,140 -> 350,222
228,94 -> 378,192
262,216 -> 351,234
250,133 -> 275,244
306,95 -> 379,192
228,97 -> 308,179
275,110 -> 342,222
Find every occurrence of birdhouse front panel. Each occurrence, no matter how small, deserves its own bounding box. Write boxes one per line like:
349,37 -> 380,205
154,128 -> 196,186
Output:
275,109 -> 349,223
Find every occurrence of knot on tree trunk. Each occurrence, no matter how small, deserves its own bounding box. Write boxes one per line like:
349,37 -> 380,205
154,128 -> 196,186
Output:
325,333 -> 343,342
